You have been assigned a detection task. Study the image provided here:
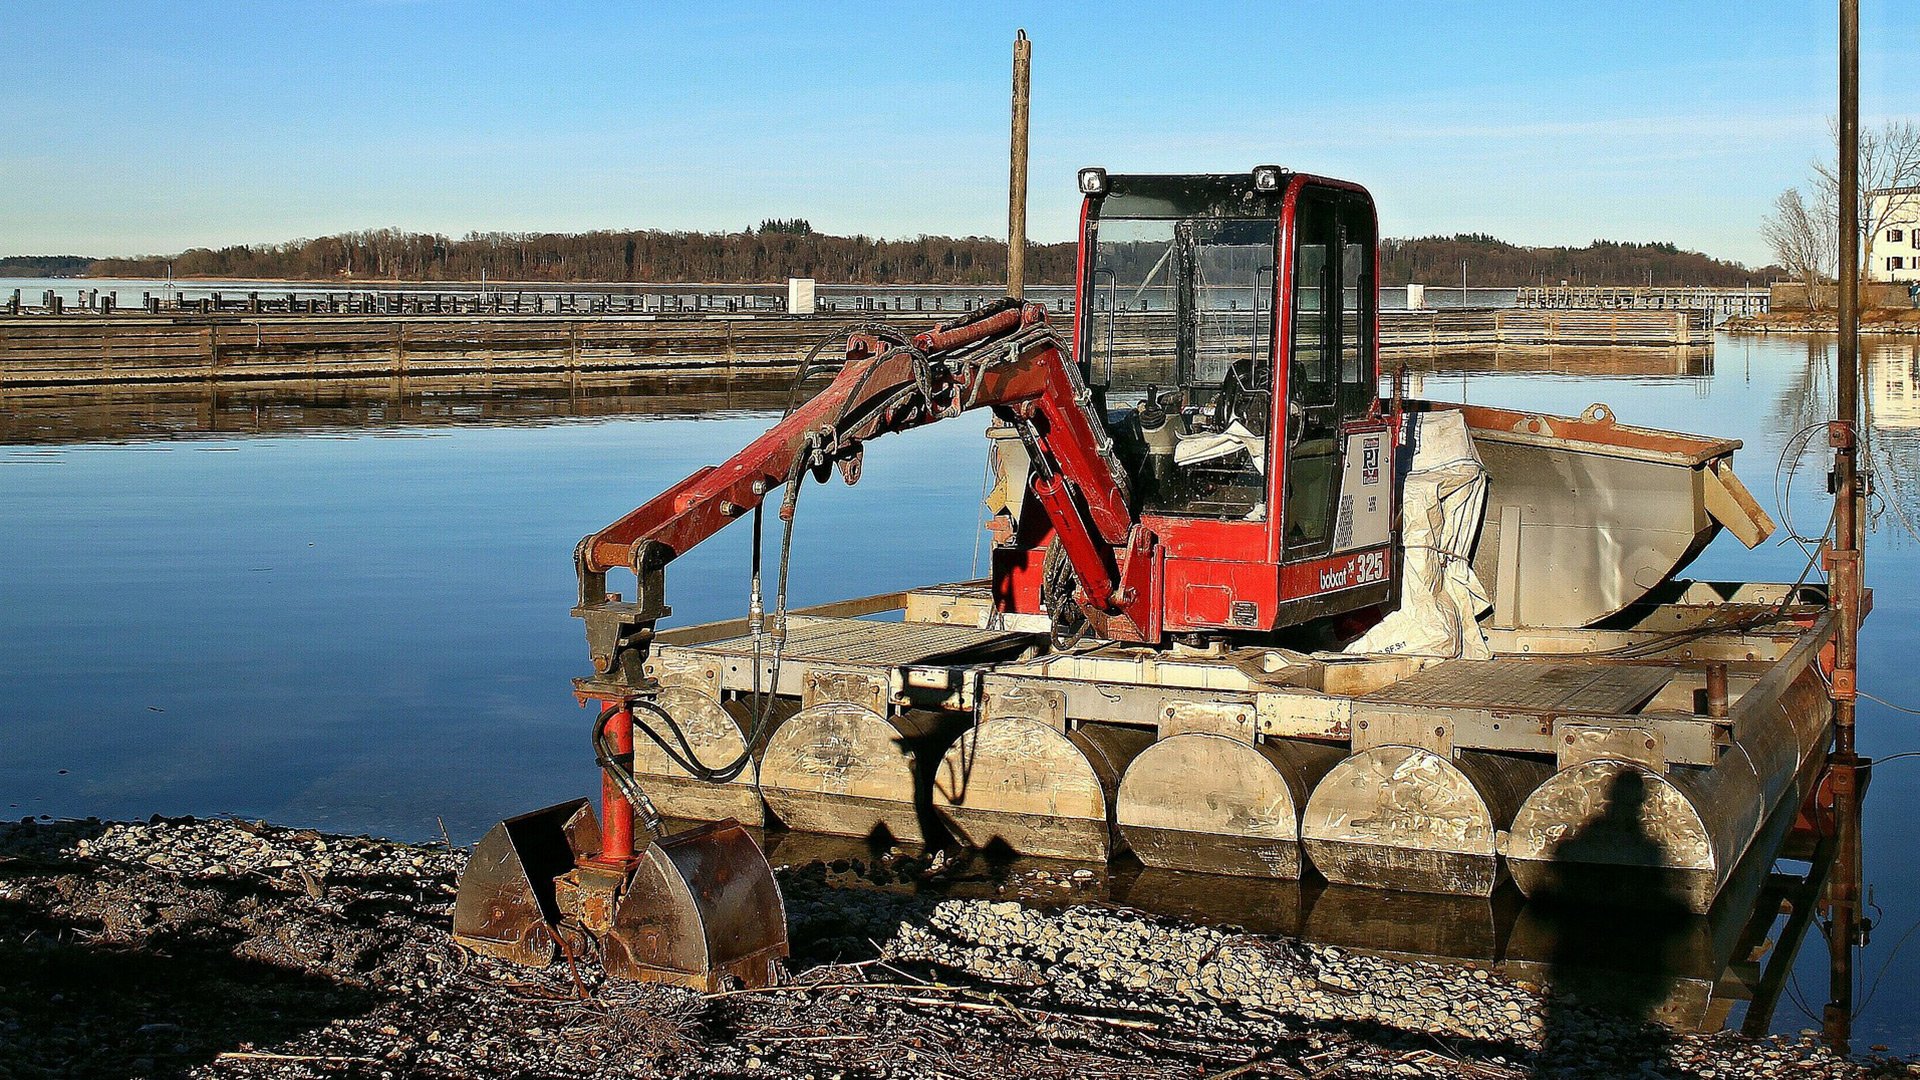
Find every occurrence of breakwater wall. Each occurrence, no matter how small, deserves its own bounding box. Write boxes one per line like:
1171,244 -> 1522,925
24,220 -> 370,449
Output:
0,308 -> 1712,394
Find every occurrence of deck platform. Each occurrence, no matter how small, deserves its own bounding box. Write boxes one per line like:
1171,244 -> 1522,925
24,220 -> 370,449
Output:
589,578 -> 1835,909
695,616 -> 1030,669
1363,659 -> 1671,715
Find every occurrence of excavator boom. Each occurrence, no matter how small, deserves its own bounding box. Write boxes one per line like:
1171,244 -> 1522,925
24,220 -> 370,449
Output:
457,301 -> 1168,988
574,300 -> 1158,691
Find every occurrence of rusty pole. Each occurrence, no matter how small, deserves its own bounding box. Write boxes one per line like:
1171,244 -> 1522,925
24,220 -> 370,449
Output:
1823,0 -> 1863,1053
1007,29 -> 1031,300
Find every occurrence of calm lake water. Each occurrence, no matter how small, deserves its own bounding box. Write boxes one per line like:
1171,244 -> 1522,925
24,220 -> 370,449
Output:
3,333 -> 1918,1047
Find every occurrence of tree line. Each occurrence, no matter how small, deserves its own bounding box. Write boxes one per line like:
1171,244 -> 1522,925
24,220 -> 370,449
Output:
1381,234 -> 1773,289
84,224 -> 1081,286
20,220 -> 1774,287
0,255 -> 92,278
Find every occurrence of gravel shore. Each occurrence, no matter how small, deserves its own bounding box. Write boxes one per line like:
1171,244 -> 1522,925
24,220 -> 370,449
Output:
0,816 -> 1911,1079
1722,310 -> 1920,334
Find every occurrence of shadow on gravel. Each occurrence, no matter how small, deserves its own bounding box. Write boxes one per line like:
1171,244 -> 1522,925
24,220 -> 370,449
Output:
767,840 -> 944,968
0,824 -> 390,1080
0,900 -> 387,1078
1526,769 -> 1692,1078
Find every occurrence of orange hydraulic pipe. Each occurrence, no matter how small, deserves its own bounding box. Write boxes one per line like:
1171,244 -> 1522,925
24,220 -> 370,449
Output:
600,699 -> 636,863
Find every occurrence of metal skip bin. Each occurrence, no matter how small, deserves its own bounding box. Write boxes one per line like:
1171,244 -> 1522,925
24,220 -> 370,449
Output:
1433,401 -> 1776,630
453,799 -> 602,967
454,694 -> 790,992
600,821 -> 788,990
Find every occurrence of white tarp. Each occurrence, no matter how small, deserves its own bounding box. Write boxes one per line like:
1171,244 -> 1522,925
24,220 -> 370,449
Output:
1173,421 -> 1266,474
1345,409 -> 1492,659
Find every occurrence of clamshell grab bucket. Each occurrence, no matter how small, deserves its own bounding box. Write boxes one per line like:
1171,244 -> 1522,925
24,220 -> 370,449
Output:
453,798 -> 601,967
454,805 -> 788,990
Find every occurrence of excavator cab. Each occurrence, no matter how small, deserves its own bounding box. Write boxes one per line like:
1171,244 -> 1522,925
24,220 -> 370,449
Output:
991,168 -> 1398,637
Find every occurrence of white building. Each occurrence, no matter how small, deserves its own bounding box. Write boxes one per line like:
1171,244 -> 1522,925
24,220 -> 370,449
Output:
1870,186 -> 1920,283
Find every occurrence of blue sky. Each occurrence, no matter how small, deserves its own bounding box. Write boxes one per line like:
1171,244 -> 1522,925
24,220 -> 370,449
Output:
0,1 -> 1914,266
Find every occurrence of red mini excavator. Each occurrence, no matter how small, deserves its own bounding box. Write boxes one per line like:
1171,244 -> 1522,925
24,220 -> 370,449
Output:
453,167 -> 1404,987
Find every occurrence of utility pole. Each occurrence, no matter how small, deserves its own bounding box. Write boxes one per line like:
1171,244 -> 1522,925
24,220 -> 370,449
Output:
1006,29 -> 1031,300
1460,260 -> 1467,306
1824,0 -> 1866,1055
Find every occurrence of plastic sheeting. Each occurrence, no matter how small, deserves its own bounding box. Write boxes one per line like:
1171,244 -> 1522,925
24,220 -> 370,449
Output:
1346,410 -> 1492,660
1173,421 -> 1266,474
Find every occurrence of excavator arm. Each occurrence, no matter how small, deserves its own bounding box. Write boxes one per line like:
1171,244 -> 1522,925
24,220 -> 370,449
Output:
574,301 -> 1159,687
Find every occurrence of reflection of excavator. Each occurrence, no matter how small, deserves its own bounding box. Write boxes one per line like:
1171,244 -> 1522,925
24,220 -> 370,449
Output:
451,167 -> 1411,987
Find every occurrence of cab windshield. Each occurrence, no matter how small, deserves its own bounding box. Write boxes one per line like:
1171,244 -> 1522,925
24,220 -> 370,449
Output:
1083,212 -> 1278,520
1085,216 -> 1278,410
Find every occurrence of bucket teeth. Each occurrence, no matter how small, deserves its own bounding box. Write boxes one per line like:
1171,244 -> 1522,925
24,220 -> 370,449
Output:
452,799 -> 602,966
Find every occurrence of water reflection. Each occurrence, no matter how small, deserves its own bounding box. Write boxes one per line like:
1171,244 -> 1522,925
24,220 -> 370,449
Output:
0,379 -> 799,445
1520,770 -> 1693,1063
1396,345 -> 1713,381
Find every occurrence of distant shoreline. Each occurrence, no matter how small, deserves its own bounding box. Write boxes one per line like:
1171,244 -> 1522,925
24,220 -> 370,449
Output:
1724,309 -> 1920,334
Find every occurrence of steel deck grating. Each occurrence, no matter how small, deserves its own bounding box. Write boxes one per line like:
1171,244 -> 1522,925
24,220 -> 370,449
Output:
1362,658 -> 1672,714
697,616 -> 1031,667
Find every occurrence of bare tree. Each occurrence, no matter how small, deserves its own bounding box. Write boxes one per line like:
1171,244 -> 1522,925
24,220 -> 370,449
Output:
1762,187 -> 1833,306
1814,119 -> 1920,279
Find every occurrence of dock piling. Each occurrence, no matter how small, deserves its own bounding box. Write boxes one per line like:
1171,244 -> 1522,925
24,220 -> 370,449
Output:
1823,0 -> 1866,1053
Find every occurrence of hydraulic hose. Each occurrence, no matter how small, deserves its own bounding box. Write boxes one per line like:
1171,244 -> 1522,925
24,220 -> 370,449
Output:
592,702 -> 665,838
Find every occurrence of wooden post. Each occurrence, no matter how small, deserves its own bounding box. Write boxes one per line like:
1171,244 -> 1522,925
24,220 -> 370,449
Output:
1006,29 -> 1031,300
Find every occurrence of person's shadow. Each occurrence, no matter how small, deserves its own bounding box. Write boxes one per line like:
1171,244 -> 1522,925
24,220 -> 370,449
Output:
1523,768 -> 1694,1076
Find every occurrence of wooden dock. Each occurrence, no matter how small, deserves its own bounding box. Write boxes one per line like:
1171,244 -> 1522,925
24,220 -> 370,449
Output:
1514,285 -> 1768,321
0,308 -> 1715,394
1381,308 -> 1712,351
